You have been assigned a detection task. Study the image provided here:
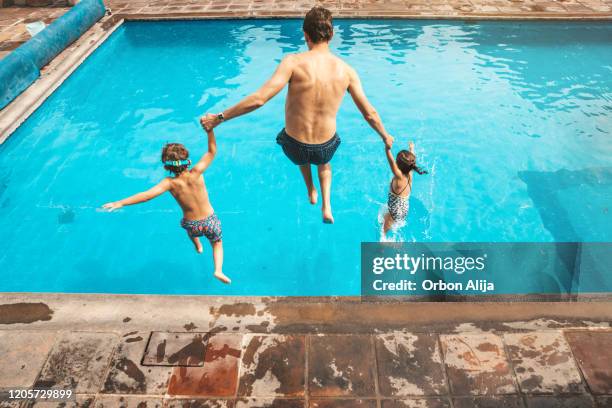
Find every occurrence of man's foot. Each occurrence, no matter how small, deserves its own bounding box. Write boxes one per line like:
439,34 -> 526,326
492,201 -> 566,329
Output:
214,271 -> 231,284
308,187 -> 318,205
322,207 -> 334,224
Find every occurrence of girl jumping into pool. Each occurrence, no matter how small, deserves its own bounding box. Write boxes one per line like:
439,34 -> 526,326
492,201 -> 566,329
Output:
102,123 -> 231,284
383,141 -> 427,236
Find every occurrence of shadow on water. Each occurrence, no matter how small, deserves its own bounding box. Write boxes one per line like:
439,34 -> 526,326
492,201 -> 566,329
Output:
518,166 -> 612,295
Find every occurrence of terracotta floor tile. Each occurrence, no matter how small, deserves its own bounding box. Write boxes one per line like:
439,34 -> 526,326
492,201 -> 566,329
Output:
0,331 -> 57,388
308,335 -> 376,397
102,331 -> 173,395
143,332 -> 209,367
440,333 -> 515,395
164,400 -> 234,408
565,331 -> 612,394
375,333 -> 447,396
525,396 -> 596,408
239,335 -> 305,397
310,400 -> 376,407
452,396 -> 524,408
93,395 -> 163,407
235,399 -> 304,408
168,333 -> 242,397
34,332 -> 118,394
381,399 -> 451,408
504,332 -> 584,394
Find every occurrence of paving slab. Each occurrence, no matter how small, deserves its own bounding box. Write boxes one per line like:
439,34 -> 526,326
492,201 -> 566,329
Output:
310,400 -> 375,407
308,335 -> 376,398
164,400 -> 234,408
452,396 -> 524,408
564,331 -> 612,394
235,399 -> 303,408
440,333 -> 516,395
0,331 -> 57,388
93,395 -> 163,407
102,331 -> 173,395
375,332 -> 447,396
238,334 -> 305,397
505,332 -> 584,394
142,332 -> 208,367
525,395 -> 596,408
381,399 -> 451,408
23,395 -> 96,407
33,332 -> 118,393
167,333 -> 242,397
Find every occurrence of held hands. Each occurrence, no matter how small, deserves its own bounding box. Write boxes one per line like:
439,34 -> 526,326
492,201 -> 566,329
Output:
200,113 -> 220,132
383,134 -> 394,149
102,202 -> 123,212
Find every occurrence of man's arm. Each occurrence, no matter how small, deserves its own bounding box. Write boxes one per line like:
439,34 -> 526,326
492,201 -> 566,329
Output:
102,178 -> 171,211
201,55 -> 295,130
192,125 -> 217,175
347,67 -> 394,148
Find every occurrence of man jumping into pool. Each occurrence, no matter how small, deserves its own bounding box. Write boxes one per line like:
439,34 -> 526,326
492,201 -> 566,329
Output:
201,6 -> 394,223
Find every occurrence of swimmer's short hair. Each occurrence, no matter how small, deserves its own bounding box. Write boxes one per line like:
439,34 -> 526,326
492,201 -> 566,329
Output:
162,143 -> 190,176
303,6 -> 333,44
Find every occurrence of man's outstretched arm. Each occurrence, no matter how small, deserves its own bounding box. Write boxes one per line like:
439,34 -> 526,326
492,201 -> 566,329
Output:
347,66 -> 394,148
202,56 -> 295,130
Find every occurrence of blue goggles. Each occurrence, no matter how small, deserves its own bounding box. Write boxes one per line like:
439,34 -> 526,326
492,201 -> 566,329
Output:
163,159 -> 191,167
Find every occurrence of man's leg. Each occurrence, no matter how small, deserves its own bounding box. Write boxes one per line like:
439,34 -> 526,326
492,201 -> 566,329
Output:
300,164 -> 318,205
317,163 -> 333,223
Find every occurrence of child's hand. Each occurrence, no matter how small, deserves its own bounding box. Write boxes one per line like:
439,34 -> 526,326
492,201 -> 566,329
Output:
102,202 -> 123,212
409,141 -> 415,152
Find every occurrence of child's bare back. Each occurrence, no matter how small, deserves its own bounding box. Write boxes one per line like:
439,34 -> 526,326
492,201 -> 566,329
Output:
102,127 -> 230,284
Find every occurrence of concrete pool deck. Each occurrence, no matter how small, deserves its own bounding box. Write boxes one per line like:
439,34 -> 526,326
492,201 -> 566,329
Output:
1,294 -> 612,407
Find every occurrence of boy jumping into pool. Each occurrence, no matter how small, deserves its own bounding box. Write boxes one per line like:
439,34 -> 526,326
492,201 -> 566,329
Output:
102,123 -> 231,284
383,141 -> 427,236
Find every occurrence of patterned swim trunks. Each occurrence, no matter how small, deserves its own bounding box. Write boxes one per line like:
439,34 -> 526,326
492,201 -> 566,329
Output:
181,213 -> 222,243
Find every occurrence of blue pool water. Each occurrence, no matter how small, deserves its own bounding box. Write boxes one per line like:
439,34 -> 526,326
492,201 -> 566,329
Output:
0,20 -> 611,295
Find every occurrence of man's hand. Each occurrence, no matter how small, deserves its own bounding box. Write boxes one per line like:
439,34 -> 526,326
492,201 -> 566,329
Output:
102,202 -> 123,211
383,135 -> 394,149
200,113 -> 221,131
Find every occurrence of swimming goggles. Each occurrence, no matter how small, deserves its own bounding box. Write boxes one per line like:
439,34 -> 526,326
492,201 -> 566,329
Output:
163,159 -> 191,167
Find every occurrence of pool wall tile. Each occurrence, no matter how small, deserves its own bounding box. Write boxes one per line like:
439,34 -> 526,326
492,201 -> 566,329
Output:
375,332 -> 447,396
440,333 -> 516,395
33,331 -> 118,394
504,332 -> 584,394
102,331 -> 173,395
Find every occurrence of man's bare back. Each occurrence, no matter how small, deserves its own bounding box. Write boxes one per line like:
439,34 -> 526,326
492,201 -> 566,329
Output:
283,50 -> 350,144
201,6 -> 394,223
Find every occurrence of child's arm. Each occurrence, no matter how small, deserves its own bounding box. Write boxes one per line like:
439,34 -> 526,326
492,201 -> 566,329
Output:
102,178 -> 171,211
385,147 -> 403,178
409,141 -> 415,154
191,125 -> 217,175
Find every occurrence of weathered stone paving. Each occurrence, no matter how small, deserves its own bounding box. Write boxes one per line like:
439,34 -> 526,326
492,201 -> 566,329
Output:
1,328 -> 611,407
